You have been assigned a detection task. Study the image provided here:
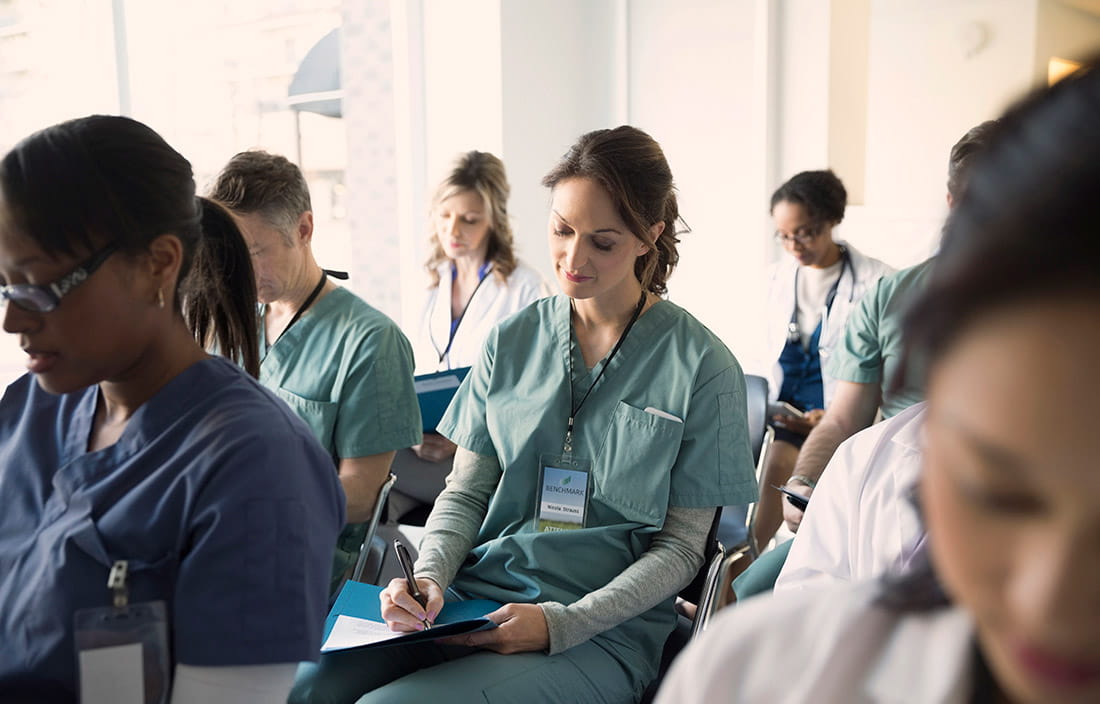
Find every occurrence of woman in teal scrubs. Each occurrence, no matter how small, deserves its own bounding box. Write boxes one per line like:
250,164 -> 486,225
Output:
290,126 -> 757,704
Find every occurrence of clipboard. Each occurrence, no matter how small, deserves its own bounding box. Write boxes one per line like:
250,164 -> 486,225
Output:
414,367 -> 471,432
320,580 -> 500,652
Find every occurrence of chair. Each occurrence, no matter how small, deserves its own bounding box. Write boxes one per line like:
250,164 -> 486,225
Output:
685,374 -> 775,638
639,375 -> 773,701
742,373 -> 775,557
350,473 -> 397,584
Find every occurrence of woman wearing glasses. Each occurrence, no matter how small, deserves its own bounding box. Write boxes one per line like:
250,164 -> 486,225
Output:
750,171 -> 892,551
0,115 -> 344,702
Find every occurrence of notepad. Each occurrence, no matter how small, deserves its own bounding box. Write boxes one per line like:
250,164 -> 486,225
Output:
414,367 -> 471,432
321,580 -> 500,652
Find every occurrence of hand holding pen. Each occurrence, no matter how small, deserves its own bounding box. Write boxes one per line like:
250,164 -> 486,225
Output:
380,539 -> 443,631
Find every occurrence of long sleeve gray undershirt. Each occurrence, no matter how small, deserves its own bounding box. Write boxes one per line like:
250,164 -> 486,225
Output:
414,447 -> 714,655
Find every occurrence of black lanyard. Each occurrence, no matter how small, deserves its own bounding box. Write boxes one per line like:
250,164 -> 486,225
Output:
787,246 -> 849,344
431,262 -> 492,368
564,290 -> 647,453
267,270 -> 327,354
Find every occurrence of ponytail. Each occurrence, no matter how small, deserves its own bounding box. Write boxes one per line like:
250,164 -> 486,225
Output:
181,197 -> 260,377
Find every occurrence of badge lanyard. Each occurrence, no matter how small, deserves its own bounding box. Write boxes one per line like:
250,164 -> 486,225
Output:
430,261 -> 493,369
563,290 -> 647,453
787,246 -> 850,344
261,268 -> 347,361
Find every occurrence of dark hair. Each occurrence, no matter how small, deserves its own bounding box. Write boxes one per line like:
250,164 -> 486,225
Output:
0,115 -> 260,377
881,61 -> 1100,612
769,170 -> 847,226
209,150 -> 312,244
542,125 -> 682,296
183,197 -> 260,377
425,151 -> 517,287
945,120 -> 1000,203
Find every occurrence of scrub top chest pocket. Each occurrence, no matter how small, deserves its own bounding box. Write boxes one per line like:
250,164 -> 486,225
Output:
593,401 -> 684,525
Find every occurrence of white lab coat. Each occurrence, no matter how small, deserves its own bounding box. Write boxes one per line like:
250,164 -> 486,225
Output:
656,580 -> 977,703
413,260 -> 552,374
754,242 -> 894,406
775,402 -> 926,592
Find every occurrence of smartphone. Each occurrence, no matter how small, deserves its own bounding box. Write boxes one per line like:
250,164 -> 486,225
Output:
767,401 -> 805,419
771,484 -> 809,512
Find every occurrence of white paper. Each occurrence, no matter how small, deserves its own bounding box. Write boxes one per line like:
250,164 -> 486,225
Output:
321,614 -> 404,652
79,642 -> 144,704
414,374 -> 462,394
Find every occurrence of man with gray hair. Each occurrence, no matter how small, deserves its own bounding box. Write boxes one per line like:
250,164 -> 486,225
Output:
211,151 -> 421,593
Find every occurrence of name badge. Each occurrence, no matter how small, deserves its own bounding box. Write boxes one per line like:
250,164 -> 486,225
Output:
536,455 -> 591,532
74,561 -> 170,704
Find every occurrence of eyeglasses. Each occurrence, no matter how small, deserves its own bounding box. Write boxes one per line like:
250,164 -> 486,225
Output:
773,226 -> 822,246
0,242 -> 120,313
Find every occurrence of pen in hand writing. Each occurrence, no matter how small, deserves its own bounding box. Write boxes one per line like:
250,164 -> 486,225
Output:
394,539 -> 432,629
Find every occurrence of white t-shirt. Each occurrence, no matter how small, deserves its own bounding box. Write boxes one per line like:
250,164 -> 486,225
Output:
795,257 -> 843,349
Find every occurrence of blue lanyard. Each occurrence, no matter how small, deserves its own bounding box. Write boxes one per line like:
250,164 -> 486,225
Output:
434,261 -> 492,366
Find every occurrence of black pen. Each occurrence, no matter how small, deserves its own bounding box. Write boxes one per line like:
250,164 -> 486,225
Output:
394,539 -> 431,629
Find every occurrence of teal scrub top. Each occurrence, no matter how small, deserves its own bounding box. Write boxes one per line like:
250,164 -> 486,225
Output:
260,287 -> 422,588
825,258 -> 933,418
260,287 -> 422,460
437,296 -> 756,679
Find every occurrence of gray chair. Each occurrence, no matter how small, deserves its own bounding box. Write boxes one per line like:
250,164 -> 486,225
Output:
350,473 -> 397,584
639,374 -> 774,702
742,374 -> 774,557
689,375 -> 777,638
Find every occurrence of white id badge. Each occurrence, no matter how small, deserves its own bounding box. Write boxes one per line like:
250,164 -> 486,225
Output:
536,454 -> 591,532
74,561 -> 170,704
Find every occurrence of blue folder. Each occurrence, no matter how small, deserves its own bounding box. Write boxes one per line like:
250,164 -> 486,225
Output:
321,580 -> 500,652
414,367 -> 471,432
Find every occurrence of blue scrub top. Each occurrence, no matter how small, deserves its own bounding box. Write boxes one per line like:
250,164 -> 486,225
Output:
438,296 -> 756,679
777,322 -> 825,412
0,358 -> 345,700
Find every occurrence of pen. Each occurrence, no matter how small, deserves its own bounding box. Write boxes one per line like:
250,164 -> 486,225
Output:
394,539 -> 431,629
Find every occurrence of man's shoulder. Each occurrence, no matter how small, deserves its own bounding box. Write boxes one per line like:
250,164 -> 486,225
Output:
317,287 -> 404,335
880,257 -> 935,301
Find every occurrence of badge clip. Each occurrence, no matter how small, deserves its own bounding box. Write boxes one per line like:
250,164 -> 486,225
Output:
108,560 -> 129,609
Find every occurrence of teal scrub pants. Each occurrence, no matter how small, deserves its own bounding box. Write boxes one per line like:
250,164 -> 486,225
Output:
732,539 -> 793,601
288,639 -> 644,704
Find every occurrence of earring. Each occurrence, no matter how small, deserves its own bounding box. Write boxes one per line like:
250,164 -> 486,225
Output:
157,288 -> 165,309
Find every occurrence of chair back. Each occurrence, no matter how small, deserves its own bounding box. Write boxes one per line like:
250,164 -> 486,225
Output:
744,374 -> 769,465
351,473 -> 397,583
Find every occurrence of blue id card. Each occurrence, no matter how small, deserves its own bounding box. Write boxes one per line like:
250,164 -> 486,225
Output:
536,455 -> 591,532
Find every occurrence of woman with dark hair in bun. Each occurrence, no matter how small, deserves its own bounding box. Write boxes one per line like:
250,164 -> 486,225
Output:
291,126 -> 757,703
750,170 -> 893,550
0,115 -> 344,702
659,62 -> 1100,704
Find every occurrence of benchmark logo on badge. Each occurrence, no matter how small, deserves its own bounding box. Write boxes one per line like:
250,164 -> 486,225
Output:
538,466 -> 589,531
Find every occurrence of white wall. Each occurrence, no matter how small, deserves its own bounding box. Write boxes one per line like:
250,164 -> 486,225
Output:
1036,0 -> 1100,80
627,0 -> 770,365
853,0 -> 1040,266
500,0 -> 624,286
394,0 -> 624,333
